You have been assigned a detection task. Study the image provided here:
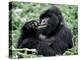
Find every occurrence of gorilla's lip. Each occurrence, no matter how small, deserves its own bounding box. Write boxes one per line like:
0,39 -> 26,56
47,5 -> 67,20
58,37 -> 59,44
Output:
38,25 -> 47,28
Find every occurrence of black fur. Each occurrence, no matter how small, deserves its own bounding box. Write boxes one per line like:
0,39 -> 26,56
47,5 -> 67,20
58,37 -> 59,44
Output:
17,6 -> 73,56
17,20 -> 39,48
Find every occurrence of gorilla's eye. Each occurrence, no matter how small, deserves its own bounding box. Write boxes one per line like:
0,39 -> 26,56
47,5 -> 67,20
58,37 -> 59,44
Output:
42,20 -> 46,24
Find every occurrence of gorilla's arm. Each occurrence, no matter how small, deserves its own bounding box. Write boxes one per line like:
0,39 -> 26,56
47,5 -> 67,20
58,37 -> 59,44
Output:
37,41 -> 56,56
17,20 -> 38,48
17,37 -> 56,56
17,38 -> 38,48
17,34 -> 27,48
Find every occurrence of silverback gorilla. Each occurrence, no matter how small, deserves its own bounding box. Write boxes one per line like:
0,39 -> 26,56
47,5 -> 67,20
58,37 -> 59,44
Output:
17,6 -> 73,56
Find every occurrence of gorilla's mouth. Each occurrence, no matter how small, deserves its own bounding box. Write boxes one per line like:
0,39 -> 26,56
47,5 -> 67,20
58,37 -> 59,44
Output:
37,25 -> 48,35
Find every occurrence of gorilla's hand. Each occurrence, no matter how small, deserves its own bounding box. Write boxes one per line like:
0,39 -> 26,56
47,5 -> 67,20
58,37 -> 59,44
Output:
21,20 -> 39,34
25,20 -> 38,29
17,20 -> 39,49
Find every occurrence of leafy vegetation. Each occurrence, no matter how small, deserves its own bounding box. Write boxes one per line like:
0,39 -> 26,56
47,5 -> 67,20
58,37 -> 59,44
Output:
9,2 -> 78,59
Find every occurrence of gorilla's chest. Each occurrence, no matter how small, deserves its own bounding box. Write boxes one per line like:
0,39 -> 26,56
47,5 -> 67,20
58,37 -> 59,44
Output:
39,34 -> 55,45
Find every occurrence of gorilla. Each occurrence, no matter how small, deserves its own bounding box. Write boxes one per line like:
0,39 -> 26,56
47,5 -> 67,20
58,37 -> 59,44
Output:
17,20 -> 39,49
17,6 -> 73,56
37,6 -> 73,55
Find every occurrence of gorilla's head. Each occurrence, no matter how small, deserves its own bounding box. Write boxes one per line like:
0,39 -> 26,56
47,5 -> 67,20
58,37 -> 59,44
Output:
38,6 -> 64,36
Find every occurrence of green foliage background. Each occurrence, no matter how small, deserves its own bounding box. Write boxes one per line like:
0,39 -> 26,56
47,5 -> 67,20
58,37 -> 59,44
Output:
9,2 -> 78,59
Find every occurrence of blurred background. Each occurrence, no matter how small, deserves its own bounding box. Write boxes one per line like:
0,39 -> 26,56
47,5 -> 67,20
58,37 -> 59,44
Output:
9,1 -> 78,59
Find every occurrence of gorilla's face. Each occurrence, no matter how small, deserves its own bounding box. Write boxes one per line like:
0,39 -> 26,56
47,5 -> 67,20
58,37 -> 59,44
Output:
38,14 -> 59,35
37,6 -> 64,36
38,18 -> 49,35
